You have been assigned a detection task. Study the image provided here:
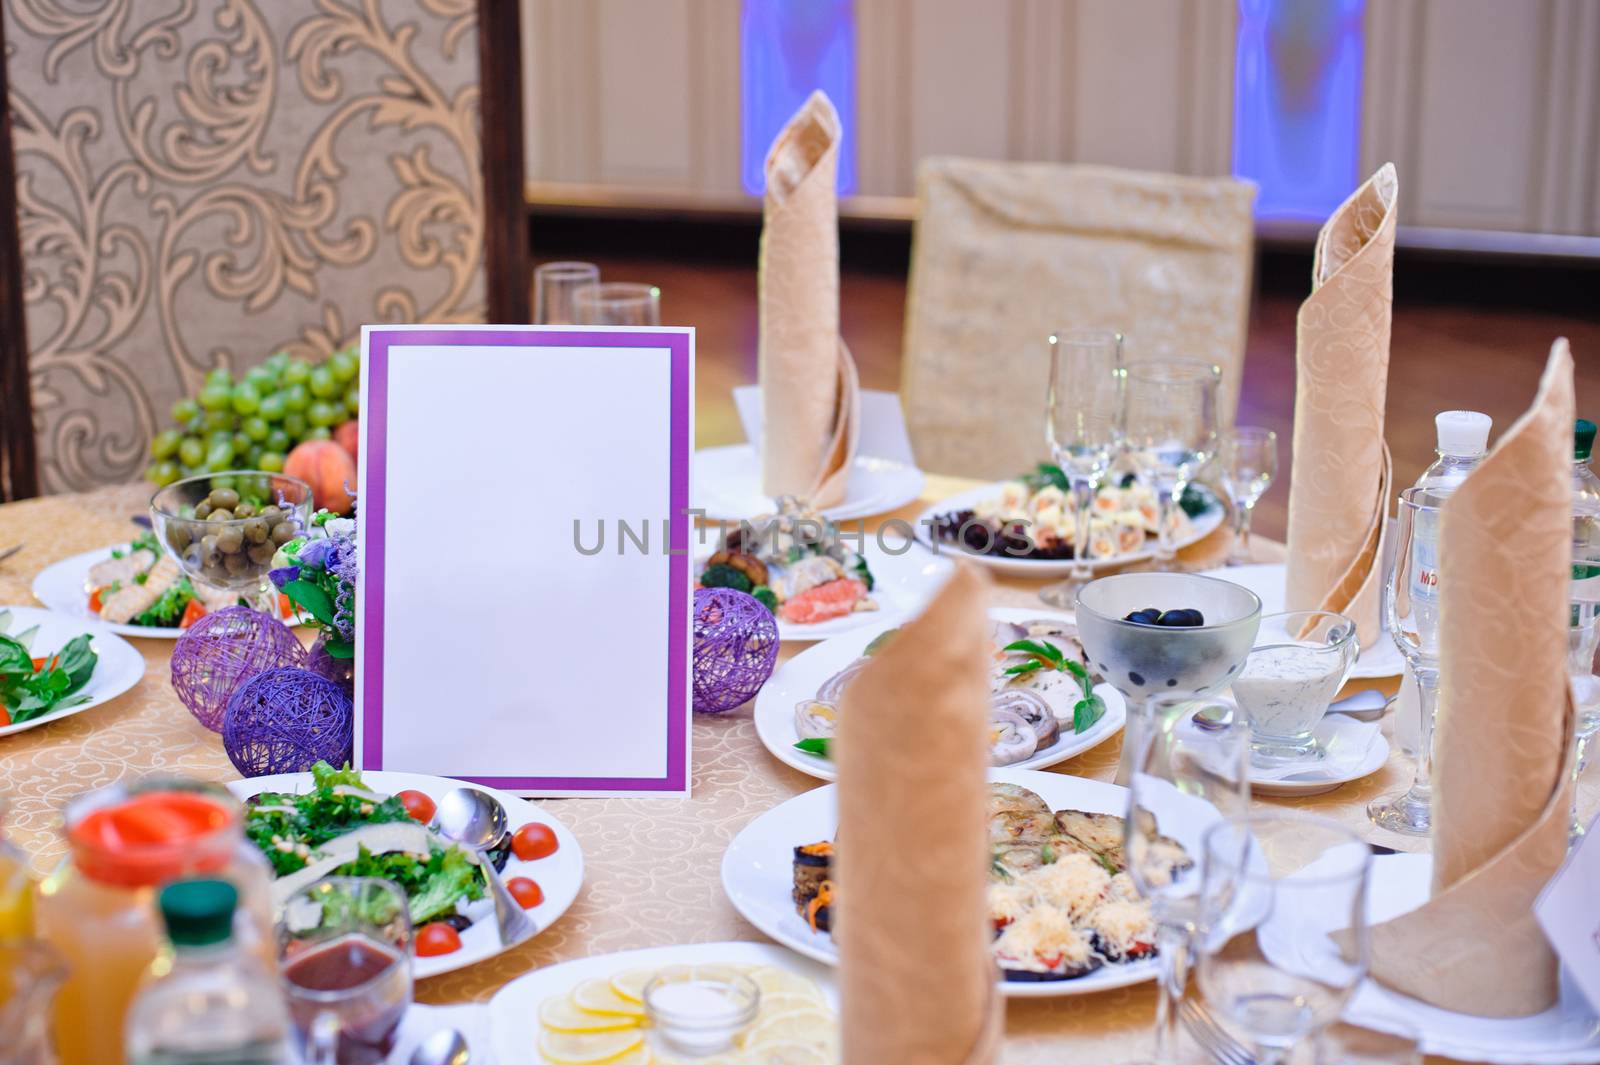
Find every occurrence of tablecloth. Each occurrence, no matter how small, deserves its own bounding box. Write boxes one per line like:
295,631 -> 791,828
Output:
1,477 -> 1591,1064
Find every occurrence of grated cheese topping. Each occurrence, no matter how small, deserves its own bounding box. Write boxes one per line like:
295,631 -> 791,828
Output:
1021,853 -> 1109,919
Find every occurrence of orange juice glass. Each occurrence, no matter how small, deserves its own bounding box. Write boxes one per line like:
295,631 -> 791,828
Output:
0,795 -> 32,938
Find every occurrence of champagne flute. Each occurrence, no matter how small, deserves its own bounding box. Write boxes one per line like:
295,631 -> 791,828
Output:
1124,692 -> 1251,1061
1218,426 -> 1279,565
1197,811 -> 1372,1065
533,261 -> 599,325
1040,329 -> 1125,607
1123,362 -> 1220,571
1368,488 -> 1446,835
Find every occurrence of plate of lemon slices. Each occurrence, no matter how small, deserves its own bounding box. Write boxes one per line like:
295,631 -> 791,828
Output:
489,941 -> 840,1064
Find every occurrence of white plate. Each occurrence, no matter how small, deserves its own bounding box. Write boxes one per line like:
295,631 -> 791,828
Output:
721,767 -> 1226,998
1342,854 -> 1600,1063
915,482 -> 1226,578
755,608 -> 1126,781
225,770 -> 583,981
692,444 -> 926,523
1244,717 -> 1390,797
33,545 -> 300,640
0,606 -> 146,738
1193,563 -> 1404,679
487,941 -> 839,1065
701,535 -> 956,643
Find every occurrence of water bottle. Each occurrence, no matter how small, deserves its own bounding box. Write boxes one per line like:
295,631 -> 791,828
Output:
1571,419 -> 1600,738
1394,411 -> 1491,756
124,879 -> 291,1065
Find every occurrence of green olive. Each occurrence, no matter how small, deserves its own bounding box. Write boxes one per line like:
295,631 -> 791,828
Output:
216,526 -> 244,554
199,535 -> 221,568
223,552 -> 248,575
166,524 -> 192,552
258,505 -> 282,527
270,521 -> 298,545
193,501 -> 212,520
208,487 -> 240,510
244,517 -> 269,544
247,541 -> 276,565
207,508 -> 234,523
233,501 -> 256,519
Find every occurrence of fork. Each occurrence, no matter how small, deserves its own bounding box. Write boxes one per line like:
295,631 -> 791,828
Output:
1180,998 -> 1255,1065
0,543 -> 21,565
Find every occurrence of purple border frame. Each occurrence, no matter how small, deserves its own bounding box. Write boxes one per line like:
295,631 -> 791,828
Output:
361,328 -> 691,792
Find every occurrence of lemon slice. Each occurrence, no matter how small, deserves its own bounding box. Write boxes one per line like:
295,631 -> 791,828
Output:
537,1027 -> 644,1064
609,967 -> 657,1004
540,992 -> 641,1033
739,1043 -> 835,1065
741,1009 -> 837,1050
754,992 -> 827,1019
572,977 -> 648,1017
689,962 -> 748,984
746,967 -> 826,1004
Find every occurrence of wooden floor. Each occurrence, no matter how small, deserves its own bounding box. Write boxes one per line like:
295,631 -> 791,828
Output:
582,253 -> 1599,541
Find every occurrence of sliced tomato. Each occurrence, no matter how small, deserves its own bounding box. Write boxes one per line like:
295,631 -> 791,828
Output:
395,790 -> 436,824
0,705 -> 11,727
511,823 -> 559,861
415,922 -> 462,957
178,600 -> 206,629
506,877 -> 544,909
88,587 -> 104,614
279,593 -> 292,619
31,656 -> 58,673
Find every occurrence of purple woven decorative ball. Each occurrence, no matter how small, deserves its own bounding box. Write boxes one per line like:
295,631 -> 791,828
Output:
171,606 -> 308,732
222,668 -> 354,777
692,587 -> 779,713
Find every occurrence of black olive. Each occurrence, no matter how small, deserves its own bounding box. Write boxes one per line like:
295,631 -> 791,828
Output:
436,913 -> 474,933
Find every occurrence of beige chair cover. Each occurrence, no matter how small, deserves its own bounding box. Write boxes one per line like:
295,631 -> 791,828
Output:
902,158 -> 1256,480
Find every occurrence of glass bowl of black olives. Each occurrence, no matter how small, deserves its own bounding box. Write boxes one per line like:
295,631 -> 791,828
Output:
1074,573 -> 1262,703
150,471 -> 314,595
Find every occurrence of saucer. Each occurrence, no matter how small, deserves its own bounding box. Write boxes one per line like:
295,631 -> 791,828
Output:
691,445 -> 925,522
1248,715 -> 1390,796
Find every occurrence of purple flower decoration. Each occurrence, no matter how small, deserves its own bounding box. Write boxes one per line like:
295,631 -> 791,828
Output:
268,566 -> 299,589
297,539 -> 331,570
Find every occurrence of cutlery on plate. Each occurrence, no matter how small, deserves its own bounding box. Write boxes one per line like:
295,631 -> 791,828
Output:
409,1027 -> 469,1065
1180,998 -> 1254,1065
434,788 -> 536,948
1194,690 -> 1394,732
0,543 -> 22,565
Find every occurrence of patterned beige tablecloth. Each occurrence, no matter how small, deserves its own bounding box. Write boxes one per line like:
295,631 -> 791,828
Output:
1,479 -> 1590,1064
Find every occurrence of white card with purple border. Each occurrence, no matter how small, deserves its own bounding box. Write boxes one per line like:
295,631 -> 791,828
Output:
355,325 -> 693,797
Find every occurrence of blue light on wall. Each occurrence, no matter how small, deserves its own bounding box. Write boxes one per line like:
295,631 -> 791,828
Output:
740,0 -> 856,196
1233,0 -> 1365,220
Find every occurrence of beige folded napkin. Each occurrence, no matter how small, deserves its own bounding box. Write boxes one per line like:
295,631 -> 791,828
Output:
758,90 -> 860,509
1367,339 -> 1576,1017
835,565 -> 1000,1065
1284,163 -> 1399,647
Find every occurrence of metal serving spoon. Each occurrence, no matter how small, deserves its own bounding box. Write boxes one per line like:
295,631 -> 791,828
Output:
434,788 -> 535,948
1192,689 -> 1394,731
409,1028 -> 470,1065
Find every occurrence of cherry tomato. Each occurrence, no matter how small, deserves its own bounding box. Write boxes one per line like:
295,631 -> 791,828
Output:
179,600 -> 206,629
506,877 -> 544,909
279,593 -> 293,619
0,706 -> 10,727
396,790 -> 436,824
415,922 -> 461,957
511,823 -> 559,861
88,587 -> 104,614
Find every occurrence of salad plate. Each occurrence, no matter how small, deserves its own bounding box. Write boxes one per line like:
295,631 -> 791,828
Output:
721,767 -> 1228,998
0,606 -> 145,738
33,542 -> 300,639
1193,563 -> 1404,679
692,443 -> 926,523
755,608 -> 1126,781
487,941 -> 839,1065
915,477 -> 1225,578
225,766 -> 583,981
1335,855 -> 1600,1063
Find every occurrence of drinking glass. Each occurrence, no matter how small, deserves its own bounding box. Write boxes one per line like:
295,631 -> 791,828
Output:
533,261 -> 599,324
1318,1021 -> 1422,1065
1040,329 -> 1125,607
1570,545 -> 1600,841
1123,361 -> 1220,570
1368,488 -> 1446,835
1125,692 -> 1251,1061
1197,811 -> 1372,1065
278,877 -> 413,1065
573,282 -> 661,326
1219,426 -> 1279,565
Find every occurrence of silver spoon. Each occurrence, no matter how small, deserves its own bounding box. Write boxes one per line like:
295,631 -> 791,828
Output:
434,788 -> 536,948
1193,690 -> 1394,731
410,1028 -> 469,1065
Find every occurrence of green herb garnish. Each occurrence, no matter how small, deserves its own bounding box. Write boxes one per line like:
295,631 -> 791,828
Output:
794,737 -> 832,758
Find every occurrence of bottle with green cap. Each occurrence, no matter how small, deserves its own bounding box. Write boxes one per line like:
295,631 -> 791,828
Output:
123,879 -> 291,1065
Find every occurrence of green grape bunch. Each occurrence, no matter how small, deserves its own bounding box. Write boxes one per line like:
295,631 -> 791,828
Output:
147,346 -> 361,486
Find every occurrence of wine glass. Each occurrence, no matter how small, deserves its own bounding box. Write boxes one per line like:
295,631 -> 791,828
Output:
278,877 -> 412,1065
1218,426 -> 1279,565
1040,329 -> 1125,607
1123,361 -> 1220,570
1368,487 -> 1446,835
573,282 -> 661,326
1124,692 -> 1251,1061
1196,811 -> 1372,1065
533,261 -> 599,324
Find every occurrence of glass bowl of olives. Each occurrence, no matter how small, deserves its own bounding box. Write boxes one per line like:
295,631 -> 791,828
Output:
150,471 -> 314,595
1074,572 -> 1262,704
